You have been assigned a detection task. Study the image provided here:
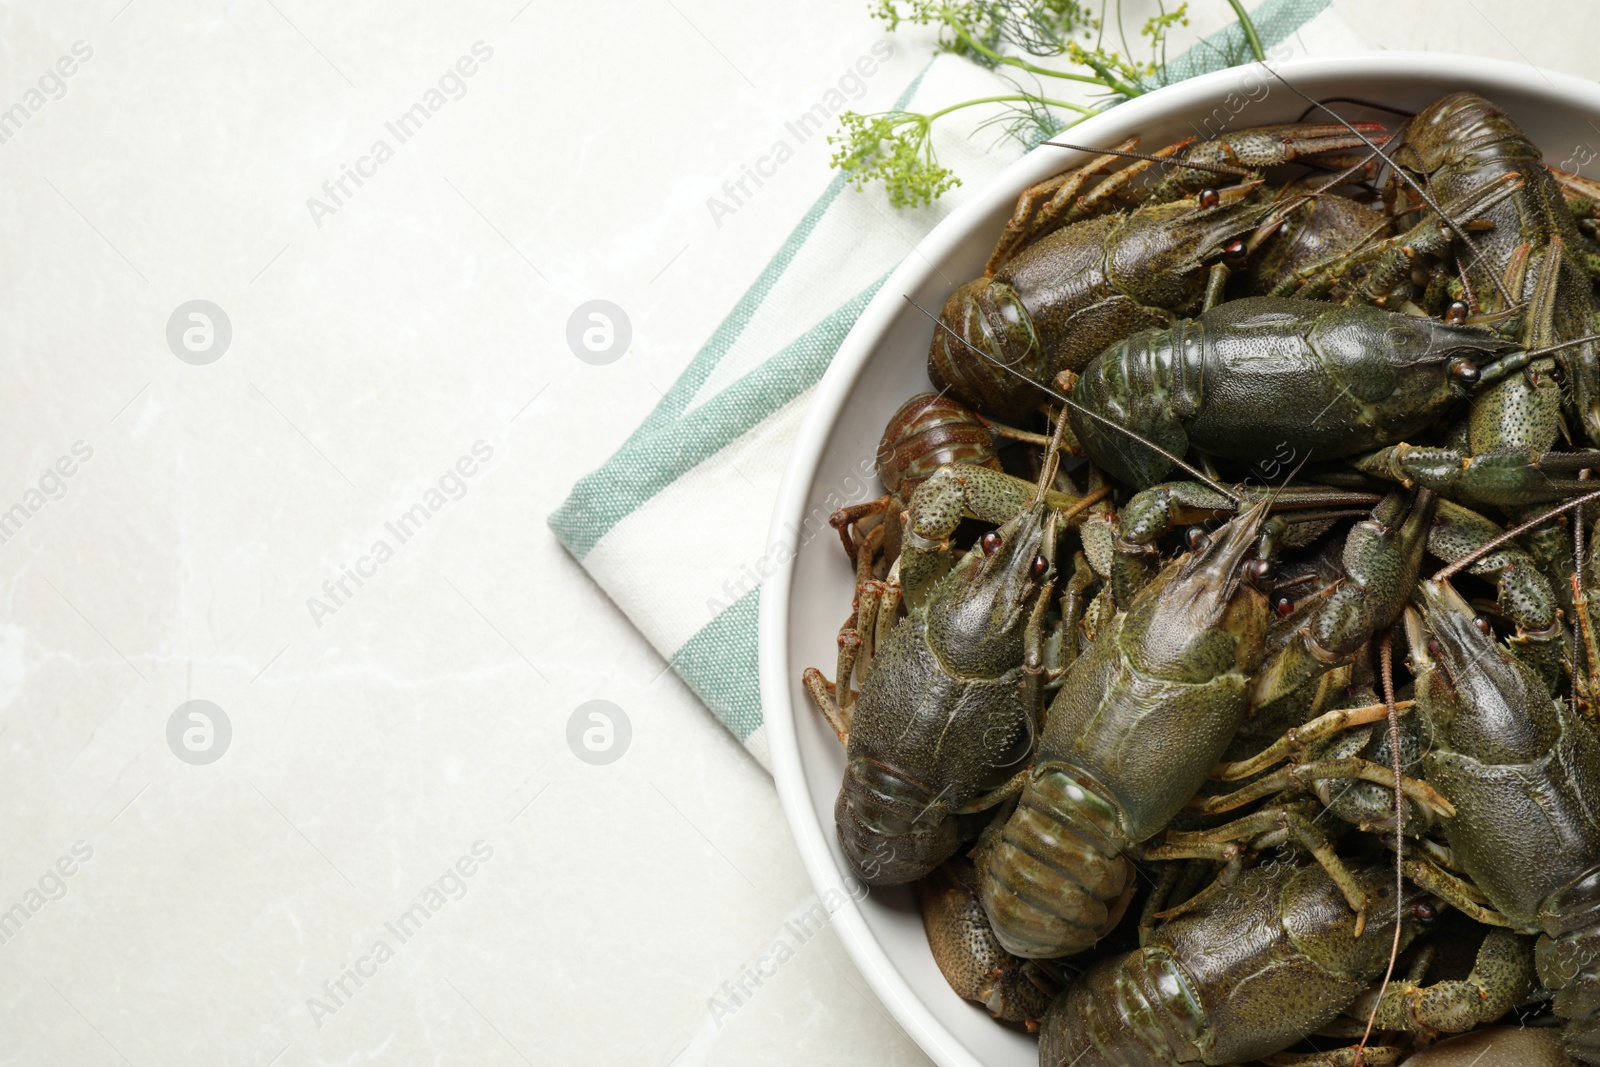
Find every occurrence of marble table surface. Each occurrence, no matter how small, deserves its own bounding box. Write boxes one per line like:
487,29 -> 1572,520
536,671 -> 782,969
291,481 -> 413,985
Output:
2,1 -> 1598,1064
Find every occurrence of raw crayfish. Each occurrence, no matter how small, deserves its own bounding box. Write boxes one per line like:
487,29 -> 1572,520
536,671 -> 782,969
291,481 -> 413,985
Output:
801,89 -> 1600,1066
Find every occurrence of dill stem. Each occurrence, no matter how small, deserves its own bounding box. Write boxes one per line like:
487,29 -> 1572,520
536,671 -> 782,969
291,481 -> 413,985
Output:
1225,0 -> 1266,61
924,94 -> 1094,123
952,31 -> 1144,99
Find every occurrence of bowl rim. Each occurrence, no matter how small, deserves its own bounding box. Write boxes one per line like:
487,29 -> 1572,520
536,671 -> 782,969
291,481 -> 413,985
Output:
758,50 -> 1600,1067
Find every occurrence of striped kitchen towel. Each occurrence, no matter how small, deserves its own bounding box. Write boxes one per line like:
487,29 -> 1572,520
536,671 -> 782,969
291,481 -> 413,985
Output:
549,0 -> 1365,771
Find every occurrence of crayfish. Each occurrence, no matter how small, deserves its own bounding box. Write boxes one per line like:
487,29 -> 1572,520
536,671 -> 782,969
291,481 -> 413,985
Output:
802,98 -> 1600,1065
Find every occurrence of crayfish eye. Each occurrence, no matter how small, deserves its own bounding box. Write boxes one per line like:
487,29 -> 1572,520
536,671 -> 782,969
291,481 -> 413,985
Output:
1443,300 -> 1469,325
1185,528 -> 1211,553
1246,558 -> 1273,583
1275,597 -> 1295,618
1413,901 -> 1438,922
981,530 -> 1003,556
1222,239 -> 1247,264
1447,357 -> 1480,384
1198,188 -> 1220,210
1473,616 -> 1492,636
1029,554 -> 1049,579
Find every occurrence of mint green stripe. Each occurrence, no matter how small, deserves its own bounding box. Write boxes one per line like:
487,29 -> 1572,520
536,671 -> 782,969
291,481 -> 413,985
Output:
623,62 -> 934,445
554,0 -> 1331,756
548,66 -> 934,560
554,0 -> 1328,563
1160,0 -> 1331,84
550,275 -> 888,557
670,587 -> 762,742
635,175 -> 851,438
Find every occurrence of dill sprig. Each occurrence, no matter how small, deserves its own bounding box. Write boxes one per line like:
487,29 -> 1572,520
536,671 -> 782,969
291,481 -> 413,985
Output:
830,0 -> 1263,207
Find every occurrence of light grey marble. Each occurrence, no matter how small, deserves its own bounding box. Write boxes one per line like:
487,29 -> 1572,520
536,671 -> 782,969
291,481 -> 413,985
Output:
0,1 -> 1595,1064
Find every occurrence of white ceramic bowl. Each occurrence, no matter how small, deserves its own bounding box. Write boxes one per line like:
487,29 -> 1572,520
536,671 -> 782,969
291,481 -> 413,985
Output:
760,53 -> 1600,1067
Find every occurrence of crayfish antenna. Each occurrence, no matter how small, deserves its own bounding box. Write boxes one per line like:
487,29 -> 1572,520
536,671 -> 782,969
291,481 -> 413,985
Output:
1263,450 -> 1316,499
1477,331 -> 1600,386
1033,398 -> 1072,496
1433,487 -> 1600,581
1051,129 -> 1395,259
1256,63 -> 1520,312
902,294 -> 1245,507
1246,156 -> 1395,258
1353,630 -> 1408,1064
1041,140 -> 1254,179
1574,476 -> 1595,724
1293,96 -> 1418,121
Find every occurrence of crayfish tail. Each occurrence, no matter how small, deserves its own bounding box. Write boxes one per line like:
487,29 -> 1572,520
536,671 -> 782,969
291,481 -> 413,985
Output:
1039,947 -> 1206,1067
1538,862 -> 1600,1065
973,763 -> 1134,959
835,757 -> 958,887
917,858 -> 1057,1025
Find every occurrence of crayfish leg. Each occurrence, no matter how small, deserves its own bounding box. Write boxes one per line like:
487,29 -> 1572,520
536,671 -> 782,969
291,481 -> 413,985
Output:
1154,802 -> 1370,924
800,666 -> 850,747
1356,926 -> 1537,1036
1260,1047 -> 1404,1066
1211,698 -> 1412,782
984,137 -> 1141,275
801,610 -> 860,746
1289,172 -> 1524,304
1402,857 -> 1514,927
829,493 -> 892,566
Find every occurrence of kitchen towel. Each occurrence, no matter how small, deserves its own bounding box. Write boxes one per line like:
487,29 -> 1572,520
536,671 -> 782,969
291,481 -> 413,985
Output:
549,0 -> 1366,770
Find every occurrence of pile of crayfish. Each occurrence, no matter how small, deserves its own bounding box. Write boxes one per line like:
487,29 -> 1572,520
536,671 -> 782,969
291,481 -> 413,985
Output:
802,91 -> 1600,1067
